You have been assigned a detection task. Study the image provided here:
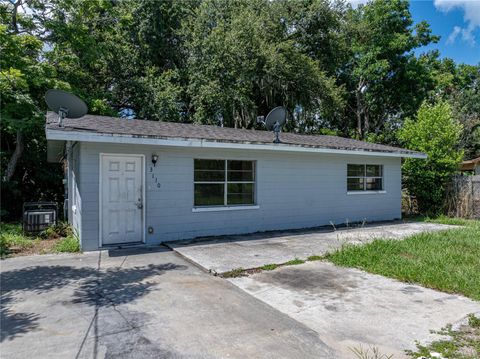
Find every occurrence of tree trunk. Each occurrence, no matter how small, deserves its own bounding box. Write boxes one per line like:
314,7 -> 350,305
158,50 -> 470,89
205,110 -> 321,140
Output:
3,131 -> 24,182
356,88 -> 363,139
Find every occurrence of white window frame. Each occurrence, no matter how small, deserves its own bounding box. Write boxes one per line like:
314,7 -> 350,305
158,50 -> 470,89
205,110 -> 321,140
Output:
193,159 -> 257,209
347,164 -> 384,193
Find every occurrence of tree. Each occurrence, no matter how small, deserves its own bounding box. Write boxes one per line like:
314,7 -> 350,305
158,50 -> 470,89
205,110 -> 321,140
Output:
398,101 -> 463,214
0,1 -> 66,218
184,0 -> 344,129
340,0 -> 439,139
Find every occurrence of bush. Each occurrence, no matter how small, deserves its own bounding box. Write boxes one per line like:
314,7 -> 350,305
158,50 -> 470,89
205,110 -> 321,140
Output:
40,222 -> 74,239
398,101 -> 463,214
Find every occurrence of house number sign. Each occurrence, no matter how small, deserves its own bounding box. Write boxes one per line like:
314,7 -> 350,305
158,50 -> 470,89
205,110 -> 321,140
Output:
150,166 -> 161,188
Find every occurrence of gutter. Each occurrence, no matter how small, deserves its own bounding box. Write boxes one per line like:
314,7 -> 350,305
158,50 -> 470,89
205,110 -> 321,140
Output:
45,128 -> 428,159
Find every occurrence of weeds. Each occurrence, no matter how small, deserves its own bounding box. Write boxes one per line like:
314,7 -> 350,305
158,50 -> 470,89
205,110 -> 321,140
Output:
54,235 -> 80,253
221,268 -> 246,278
350,345 -> 393,359
0,222 -> 80,258
261,263 -> 278,271
284,258 -> 305,265
408,313 -> 480,359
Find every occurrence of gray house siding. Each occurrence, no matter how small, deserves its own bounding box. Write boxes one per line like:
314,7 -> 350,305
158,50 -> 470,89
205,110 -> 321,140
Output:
67,142 -> 82,241
77,142 -> 401,251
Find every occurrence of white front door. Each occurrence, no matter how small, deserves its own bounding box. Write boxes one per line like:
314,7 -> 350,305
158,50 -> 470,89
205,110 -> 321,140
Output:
101,154 -> 144,245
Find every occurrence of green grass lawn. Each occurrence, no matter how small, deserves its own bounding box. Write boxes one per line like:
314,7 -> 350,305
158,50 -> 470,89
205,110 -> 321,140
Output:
326,218 -> 480,301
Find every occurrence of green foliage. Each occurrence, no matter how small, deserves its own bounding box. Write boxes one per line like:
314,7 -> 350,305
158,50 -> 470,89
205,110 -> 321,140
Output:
54,235 -> 80,253
284,258 -> 305,266
408,314 -> 480,359
420,215 -> 475,226
261,264 -> 278,271
398,101 -> 463,214
0,223 -> 35,257
0,235 -> 10,257
40,222 -> 74,239
221,268 -> 246,278
327,221 -> 480,300
307,255 -> 323,261
0,222 -> 79,257
185,0 -> 344,129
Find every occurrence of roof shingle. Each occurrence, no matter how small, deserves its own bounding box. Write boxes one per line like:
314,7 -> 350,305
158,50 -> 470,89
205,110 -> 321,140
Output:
46,112 -> 424,157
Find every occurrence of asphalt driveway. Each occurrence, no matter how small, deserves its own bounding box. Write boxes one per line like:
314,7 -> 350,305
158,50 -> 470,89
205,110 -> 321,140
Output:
168,221 -> 455,274
1,249 -> 335,359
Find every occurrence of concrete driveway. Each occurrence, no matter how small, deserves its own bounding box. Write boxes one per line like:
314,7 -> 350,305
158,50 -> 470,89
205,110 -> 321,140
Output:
168,222 -> 455,274
229,261 -> 480,358
1,249 -> 335,359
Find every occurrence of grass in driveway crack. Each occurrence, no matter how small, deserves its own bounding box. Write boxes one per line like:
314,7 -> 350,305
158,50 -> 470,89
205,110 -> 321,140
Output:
221,257 -> 321,278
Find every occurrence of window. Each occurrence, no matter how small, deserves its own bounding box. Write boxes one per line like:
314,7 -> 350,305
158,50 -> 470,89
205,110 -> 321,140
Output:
347,164 -> 383,191
194,159 -> 255,206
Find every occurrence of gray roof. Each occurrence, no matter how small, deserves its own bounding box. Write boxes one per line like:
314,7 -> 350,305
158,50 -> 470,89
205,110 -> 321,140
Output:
46,112 -> 424,157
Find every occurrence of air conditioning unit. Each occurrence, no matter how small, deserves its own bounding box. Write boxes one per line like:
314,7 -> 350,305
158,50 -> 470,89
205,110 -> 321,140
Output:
23,202 -> 58,234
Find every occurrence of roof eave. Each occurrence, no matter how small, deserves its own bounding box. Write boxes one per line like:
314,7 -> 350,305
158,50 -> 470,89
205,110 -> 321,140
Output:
45,128 -> 427,159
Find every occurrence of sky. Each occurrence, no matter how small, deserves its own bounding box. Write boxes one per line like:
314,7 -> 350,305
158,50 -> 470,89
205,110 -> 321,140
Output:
350,0 -> 480,65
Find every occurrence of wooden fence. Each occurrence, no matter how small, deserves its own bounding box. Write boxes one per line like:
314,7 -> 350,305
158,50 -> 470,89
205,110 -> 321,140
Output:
445,175 -> 480,219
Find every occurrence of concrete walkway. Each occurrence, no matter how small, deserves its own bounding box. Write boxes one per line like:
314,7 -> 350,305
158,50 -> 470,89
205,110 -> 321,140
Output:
1,249 -> 335,359
168,222 -> 455,273
229,261 -> 480,358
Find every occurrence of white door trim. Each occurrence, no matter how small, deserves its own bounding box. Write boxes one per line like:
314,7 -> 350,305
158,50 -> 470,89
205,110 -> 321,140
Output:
99,153 -> 146,247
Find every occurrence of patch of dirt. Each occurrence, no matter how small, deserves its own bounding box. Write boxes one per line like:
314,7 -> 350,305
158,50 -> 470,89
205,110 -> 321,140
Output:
8,238 -> 61,257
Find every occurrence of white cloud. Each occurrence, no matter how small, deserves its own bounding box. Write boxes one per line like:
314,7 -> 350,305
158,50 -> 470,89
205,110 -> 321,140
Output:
434,0 -> 480,46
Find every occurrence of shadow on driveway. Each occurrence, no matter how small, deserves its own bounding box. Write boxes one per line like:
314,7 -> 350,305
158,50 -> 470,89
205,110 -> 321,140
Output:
0,254 -> 187,343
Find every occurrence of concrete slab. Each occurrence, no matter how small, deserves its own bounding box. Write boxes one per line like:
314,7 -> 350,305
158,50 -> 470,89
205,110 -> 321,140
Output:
1,248 -> 336,358
228,261 -> 480,359
168,222 -> 456,273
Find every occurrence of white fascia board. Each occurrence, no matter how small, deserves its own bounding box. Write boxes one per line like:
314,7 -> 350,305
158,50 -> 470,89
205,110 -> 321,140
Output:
45,129 -> 427,159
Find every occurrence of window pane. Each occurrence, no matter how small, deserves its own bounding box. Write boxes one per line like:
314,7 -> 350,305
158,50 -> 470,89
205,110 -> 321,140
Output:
228,170 -> 254,181
228,161 -> 253,171
347,178 -> 364,191
347,164 -> 365,177
194,184 -> 224,206
194,159 -> 225,181
194,170 -> 225,182
227,161 -> 254,181
366,178 -> 382,191
366,165 -> 382,177
194,159 -> 225,171
227,183 -> 254,205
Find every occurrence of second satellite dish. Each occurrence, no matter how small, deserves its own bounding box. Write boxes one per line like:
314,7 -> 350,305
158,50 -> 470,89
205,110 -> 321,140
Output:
45,89 -> 88,127
265,106 -> 287,143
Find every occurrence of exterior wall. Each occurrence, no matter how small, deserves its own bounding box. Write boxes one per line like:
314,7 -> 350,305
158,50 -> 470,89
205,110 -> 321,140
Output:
78,142 -> 402,251
67,142 -> 82,241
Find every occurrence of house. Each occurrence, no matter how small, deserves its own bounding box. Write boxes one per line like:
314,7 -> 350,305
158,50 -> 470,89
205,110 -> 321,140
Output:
460,157 -> 480,175
45,112 -> 426,251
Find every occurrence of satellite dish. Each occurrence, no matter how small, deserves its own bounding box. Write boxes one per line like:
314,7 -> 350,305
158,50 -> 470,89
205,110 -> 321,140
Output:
264,106 -> 287,143
45,89 -> 88,127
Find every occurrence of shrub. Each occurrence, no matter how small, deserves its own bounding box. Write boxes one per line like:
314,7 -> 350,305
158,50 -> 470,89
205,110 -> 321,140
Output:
40,222 -> 73,239
398,101 -> 463,214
